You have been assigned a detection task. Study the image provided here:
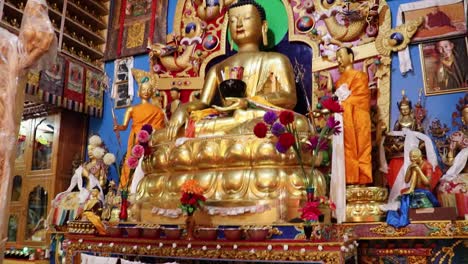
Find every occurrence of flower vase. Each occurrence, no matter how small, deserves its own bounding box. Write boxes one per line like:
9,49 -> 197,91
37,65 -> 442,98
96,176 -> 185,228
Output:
310,168 -> 327,197
306,187 -> 315,202
303,225 -> 313,240
119,190 -> 128,221
185,212 -> 195,240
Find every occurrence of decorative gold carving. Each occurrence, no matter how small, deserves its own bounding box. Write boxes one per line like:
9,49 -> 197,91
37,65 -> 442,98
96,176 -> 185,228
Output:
346,202 -> 386,222
369,224 -> 411,237
425,222 -> 454,237
126,22 -> 146,49
407,256 -> 429,264
431,240 -> 463,264
346,186 -> 388,202
66,239 -> 348,263
375,17 -> 424,56
453,220 -> 468,237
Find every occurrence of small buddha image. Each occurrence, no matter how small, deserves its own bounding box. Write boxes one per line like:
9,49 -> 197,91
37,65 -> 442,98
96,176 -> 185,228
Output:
76,187 -> 106,235
167,87 -> 181,119
393,91 -> 423,132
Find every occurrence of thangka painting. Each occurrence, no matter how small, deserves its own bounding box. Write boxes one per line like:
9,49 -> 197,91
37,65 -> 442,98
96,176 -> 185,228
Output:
64,61 -> 85,112
104,0 -> 169,60
38,55 -> 65,105
85,71 -> 105,117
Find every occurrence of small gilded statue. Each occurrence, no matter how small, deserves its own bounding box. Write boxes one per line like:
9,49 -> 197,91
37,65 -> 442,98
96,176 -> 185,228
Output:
76,187 -> 106,235
400,148 -> 440,209
393,90 -> 423,132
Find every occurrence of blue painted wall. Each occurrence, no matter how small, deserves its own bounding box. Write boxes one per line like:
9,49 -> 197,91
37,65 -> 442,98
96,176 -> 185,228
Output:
90,0 -> 467,184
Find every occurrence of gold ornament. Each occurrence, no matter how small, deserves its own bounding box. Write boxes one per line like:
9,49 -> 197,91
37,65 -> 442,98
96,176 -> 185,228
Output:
375,17 -> 424,56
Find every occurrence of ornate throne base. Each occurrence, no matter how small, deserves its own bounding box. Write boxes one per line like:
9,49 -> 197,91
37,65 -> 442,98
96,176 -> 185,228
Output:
135,135 -> 326,225
345,186 -> 388,222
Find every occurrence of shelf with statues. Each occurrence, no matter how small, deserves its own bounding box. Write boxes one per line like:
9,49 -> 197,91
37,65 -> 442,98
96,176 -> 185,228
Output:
67,0 -> 109,17
0,19 -> 20,35
63,17 -> 106,46
65,1 -> 107,30
60,41 -> 103,71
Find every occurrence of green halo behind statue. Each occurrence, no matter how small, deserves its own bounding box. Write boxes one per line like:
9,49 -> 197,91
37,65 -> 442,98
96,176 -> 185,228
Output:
227,0 -> 288,51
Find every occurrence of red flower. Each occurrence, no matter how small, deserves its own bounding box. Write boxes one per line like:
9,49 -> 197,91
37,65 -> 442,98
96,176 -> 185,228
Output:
189,197 -> 197,205
299,201 -> 322,221
278,132 -> 295,149
253,122 -> 268,138
279,111 -> 295,125
321,97 -> 343,113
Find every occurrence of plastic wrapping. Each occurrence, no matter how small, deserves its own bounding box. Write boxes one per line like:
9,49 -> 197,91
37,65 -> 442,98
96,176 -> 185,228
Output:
0,0 -> 57,255
19,0 -> 57,70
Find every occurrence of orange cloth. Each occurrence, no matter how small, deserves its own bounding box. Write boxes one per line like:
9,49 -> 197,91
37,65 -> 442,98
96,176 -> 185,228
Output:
82,211 -> 106,235
336,69 -> 372,185
120,103 -> 165,188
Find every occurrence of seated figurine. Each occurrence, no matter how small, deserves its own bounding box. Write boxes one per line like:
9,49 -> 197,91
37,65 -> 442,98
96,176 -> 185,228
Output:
386,148 -> 440,228
76,188 -> 106,235
400,148 -> 440,208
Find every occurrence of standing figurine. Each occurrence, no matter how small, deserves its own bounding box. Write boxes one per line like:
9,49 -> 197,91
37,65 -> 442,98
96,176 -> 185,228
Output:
114,71 -> 166,188
334,47 -> 372,185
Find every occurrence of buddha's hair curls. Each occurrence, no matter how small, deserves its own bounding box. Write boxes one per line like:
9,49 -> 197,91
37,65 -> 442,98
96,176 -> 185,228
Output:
229,0 -> 266,21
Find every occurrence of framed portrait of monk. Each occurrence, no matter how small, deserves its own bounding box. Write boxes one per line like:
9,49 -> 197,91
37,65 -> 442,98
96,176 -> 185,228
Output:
401,1 -> 467,43
420,37 -> 468,96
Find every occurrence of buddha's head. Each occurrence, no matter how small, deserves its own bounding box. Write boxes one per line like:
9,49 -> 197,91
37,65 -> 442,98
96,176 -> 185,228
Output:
170,87 -> 181,100
91,187 -> 100,199
228,0 -> 268,50
336,47 -> 354,73
409,148 -> 423,164
397,95 -> 412,117
139,76 -> 154,100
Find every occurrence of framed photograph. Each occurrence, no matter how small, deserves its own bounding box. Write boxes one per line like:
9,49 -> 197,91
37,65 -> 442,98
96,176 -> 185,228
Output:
114,82 -> 132,108
402,1 -> 467,43
420,36 -> 468,96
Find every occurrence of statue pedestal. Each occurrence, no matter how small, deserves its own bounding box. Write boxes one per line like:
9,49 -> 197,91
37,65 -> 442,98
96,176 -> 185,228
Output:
345,186 -> 388,222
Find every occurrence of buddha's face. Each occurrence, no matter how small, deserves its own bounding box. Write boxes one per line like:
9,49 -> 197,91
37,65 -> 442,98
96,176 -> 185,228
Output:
139,82 -> 152,99
399,104 -> 411,116
88,145 -> 95,159
228,5 -> 264,46
91,189 -> 99,198
336,48 -> 353,71
170,90 -> 180,100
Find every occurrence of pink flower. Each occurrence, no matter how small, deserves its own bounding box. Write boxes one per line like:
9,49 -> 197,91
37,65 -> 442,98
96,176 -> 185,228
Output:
131,144 -> 145,158
137,130 -> 150,143
127,156 -> 139,169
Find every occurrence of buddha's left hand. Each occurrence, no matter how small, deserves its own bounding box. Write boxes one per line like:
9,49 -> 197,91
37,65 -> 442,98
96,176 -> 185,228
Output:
212,97 -> 248,112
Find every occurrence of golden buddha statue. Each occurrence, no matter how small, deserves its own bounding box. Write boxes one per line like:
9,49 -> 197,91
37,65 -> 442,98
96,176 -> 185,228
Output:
153,0 -> 307,142
137,0 -> 320,225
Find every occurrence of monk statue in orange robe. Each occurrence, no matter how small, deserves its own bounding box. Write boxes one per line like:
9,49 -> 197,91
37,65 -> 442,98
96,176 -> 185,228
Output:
335,47 -> 372,185
114,71 -> 166,188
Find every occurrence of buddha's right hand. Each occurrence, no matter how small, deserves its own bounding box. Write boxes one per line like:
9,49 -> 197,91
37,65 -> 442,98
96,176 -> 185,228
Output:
166,119 -> 184,140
